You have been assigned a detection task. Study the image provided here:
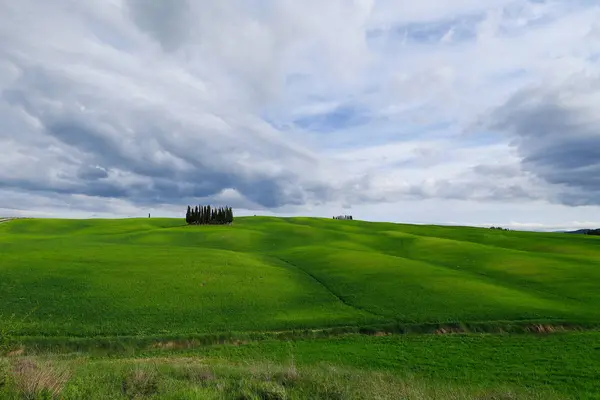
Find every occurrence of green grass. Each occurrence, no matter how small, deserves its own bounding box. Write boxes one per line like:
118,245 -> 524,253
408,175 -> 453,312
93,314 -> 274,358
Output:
2,217 -> 600,398
2,217 -> 600,337
2,332 -> 599,399
186,332 -> 600,398
0,355 -> 561,400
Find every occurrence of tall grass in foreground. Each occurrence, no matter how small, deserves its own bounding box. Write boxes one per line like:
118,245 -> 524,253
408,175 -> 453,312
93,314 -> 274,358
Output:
0,356 -> 560,400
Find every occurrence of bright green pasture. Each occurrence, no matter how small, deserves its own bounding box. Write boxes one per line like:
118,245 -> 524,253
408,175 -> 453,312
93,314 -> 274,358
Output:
1,217 -> 600,336
7,333 -> 600,399
3,330 -> 600,398
175,331 -> 600,398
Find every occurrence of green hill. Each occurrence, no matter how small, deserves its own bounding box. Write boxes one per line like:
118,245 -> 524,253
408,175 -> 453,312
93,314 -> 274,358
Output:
3,217 -> 600,399
1,216 -> 600,337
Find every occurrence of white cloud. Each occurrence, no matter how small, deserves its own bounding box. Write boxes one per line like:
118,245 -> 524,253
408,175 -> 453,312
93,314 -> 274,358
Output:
1,0 -> 600,228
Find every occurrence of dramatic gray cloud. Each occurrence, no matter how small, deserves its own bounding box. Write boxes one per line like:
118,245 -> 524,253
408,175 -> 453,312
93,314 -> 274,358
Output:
0,0 -> 350,210
126,0 -> 192,52
1,0 -> 600,229
488,78 -> 600,205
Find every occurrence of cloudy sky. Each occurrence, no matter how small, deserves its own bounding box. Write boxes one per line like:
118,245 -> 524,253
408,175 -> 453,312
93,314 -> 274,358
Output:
1,0 -> 600,231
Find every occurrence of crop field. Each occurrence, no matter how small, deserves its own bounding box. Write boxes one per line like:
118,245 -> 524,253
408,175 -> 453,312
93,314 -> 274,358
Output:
2,217 -> 600,336
1,217 -> 600,337
2,217 -> 600,398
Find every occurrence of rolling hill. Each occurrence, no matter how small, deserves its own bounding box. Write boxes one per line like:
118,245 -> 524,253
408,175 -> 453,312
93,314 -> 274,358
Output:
1,216 -> 600,338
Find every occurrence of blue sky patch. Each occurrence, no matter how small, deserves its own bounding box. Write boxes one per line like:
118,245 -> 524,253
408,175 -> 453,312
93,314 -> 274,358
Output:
293,105 -> 372,133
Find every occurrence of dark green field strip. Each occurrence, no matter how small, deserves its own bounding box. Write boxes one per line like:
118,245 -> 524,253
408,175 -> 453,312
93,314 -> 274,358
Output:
6,315 -> 598,347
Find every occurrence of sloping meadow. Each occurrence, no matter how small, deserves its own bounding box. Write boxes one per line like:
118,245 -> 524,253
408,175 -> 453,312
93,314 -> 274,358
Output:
1,216 -> 600,337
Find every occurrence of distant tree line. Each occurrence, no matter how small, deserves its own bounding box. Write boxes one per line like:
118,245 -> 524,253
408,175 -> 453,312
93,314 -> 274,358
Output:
186,205 -> 233,225
489,226 -> 510,231
333,215 -> 353,220
586,229 -> 600,236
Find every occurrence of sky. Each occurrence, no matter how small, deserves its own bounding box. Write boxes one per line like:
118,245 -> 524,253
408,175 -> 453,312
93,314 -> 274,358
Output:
1,0 -> 600,231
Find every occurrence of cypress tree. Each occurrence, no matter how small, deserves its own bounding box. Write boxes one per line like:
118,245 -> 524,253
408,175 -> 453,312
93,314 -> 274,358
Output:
227,206 -> 233,224
194,206 -> 199,224
186,206 -> 191,225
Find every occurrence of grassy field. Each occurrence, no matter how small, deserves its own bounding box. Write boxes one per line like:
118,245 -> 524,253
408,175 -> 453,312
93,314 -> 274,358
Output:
1,217 -> 600,337
2,217 -> 600,398
1,333 -> 599,399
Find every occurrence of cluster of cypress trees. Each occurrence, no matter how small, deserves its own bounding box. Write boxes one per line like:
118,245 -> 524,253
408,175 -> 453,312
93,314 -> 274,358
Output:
185,205 -> 233,225
333,215 -> 353,220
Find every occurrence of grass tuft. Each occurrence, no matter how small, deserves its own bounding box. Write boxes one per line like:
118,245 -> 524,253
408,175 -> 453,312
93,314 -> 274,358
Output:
10,358 -> 70,399
172,364 -> 215,385
122,365 -> 160,399
0,358 -> 9,388
225,379 -> 288,400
